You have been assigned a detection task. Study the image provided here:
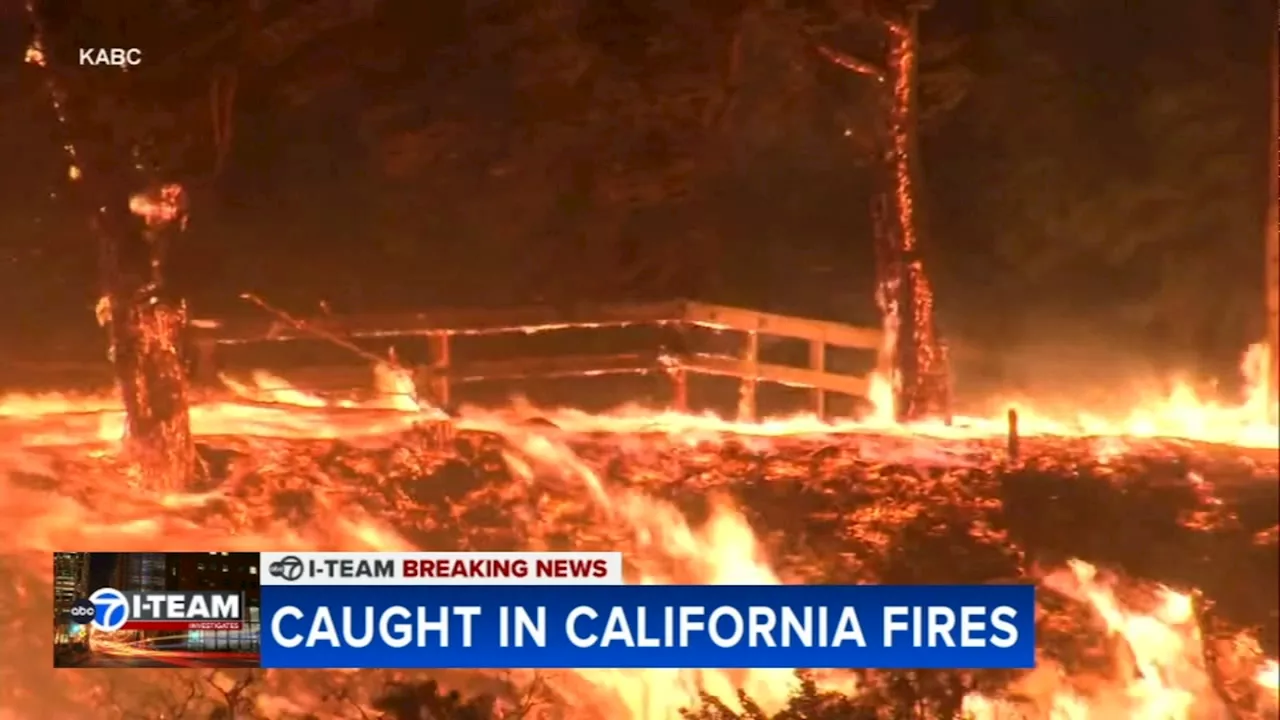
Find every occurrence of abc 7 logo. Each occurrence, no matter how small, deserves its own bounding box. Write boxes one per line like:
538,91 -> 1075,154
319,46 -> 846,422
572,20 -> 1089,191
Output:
70,588 -> 129,632
269,555 -> 304,582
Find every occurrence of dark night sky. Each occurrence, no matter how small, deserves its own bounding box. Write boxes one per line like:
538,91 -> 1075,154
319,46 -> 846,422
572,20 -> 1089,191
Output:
0,0 -> 1271,397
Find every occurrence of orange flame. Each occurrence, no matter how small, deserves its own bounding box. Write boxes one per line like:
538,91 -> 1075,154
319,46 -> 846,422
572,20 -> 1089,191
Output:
0,345 -> 1274,718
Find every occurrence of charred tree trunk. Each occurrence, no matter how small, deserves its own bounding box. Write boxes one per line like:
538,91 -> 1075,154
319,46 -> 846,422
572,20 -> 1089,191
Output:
1267,5 -> 1278,423
830,3 -> 951,422
86,173 -> 196,490
108,185 -> 196,487
27,6 -> 196,488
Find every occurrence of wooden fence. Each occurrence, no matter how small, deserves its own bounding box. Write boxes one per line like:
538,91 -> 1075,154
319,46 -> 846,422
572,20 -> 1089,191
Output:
191,300 -> 884,420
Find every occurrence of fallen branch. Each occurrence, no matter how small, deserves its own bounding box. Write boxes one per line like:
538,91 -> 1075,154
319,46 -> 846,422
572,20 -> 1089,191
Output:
238,293 -> 441,414
240,293 -> 393,368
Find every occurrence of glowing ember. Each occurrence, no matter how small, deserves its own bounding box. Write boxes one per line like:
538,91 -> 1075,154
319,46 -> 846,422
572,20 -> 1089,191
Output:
0,345 -> 1275,718
129,183 -> 188,227
24,4 -> 77,178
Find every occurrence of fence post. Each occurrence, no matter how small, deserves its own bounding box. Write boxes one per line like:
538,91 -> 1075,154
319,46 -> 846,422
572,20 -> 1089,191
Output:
671,368 -> 688,412
738,331 -> 759,421
809,339 -> 826,419
192,338 -> 218,387
427,332 -> 451,408
1006,408 -> 1020,463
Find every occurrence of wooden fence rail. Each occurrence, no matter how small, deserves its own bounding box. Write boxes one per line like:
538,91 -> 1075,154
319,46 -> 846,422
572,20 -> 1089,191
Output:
190,300 -> 884,420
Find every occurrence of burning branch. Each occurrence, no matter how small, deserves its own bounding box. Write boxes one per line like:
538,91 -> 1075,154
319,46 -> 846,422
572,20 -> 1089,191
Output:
205,670 -> 258,719
815,44 -> 887,81
324,686 -> 376,720
22,4 -> 77,178
506,671 -> 558,719
167,680 -> 200,720
238,293 -> 434,414
240,293 -> 403,369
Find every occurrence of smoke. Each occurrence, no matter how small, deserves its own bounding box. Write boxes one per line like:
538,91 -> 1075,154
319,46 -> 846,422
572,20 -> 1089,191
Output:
949,317 -> 1249,418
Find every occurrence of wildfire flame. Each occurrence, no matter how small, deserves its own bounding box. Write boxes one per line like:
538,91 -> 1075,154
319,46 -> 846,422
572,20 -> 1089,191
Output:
0,344 -> 1275,719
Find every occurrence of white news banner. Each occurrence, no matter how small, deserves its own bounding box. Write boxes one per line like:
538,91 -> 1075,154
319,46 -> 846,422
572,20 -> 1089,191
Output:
259,551 -> 624,586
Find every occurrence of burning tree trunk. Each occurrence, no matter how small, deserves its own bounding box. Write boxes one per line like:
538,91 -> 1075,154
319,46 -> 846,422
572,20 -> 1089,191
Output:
111,185 -> 196,486
819,1 -> 951,423
1267,5 -> 1278,423
26,5 -> 196,487
874,7 -> 950,423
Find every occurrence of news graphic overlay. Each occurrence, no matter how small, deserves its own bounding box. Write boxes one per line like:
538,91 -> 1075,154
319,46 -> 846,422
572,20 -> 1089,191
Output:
258,551 -> 1035,669
53,552 -> 263,668
259,551 -> 625,586
88,587 -> 129,631
269,555 -> 305,582
78,588 -> 245,631
68,598 -> 97,625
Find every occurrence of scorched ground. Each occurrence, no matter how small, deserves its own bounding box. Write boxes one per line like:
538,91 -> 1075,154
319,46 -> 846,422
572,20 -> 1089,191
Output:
0,363 -> 1277,720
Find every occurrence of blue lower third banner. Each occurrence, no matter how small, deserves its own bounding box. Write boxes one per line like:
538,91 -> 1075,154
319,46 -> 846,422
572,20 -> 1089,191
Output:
261,584 -> 1035,669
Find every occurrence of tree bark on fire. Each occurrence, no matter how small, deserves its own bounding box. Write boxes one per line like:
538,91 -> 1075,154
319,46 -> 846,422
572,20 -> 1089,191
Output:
1266,3 -> 1278,423
819,0 -> 951,422
26,3 -> 196,487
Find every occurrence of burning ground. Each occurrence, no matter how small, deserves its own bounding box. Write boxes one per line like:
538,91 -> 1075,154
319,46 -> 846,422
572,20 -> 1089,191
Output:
0,368 -> 1277,719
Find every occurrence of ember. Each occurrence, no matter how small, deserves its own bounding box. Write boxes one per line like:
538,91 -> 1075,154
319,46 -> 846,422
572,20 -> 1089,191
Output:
0,346 -> 1275,719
